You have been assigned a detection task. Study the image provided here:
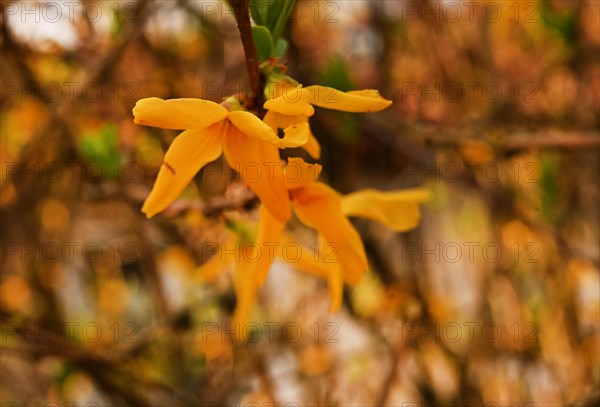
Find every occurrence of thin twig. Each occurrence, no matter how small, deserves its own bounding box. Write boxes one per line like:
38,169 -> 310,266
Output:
228,0 -> 262,110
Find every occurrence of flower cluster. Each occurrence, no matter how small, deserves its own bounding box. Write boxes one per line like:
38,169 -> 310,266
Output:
133,81 -> 429,338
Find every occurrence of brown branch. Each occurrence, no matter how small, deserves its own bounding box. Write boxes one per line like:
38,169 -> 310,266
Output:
228,0 -> 262,110
495,132 -> 600,152
416,127 -> 600,153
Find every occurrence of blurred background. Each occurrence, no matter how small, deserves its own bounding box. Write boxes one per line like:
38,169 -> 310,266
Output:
1,0 -> 599,405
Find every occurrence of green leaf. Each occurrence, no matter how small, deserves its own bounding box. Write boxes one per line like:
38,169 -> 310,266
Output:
250,0 -> 296,42
250,0 -> 279,31
270,0 -> 296,42
273,38 -> 288,58
249,0 -> 265,26
252,25 -> 273,62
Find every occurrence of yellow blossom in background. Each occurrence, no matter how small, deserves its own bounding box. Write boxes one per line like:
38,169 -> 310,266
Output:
195,235 -> 261,340
132,97 -> 311,222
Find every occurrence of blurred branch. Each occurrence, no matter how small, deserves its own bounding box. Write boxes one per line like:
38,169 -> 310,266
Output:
87,0 -> 151,85
495,132 -> 600,152
419,128 -> 600,154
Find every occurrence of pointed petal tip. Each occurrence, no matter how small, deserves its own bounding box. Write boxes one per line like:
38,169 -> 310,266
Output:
141,203 -> 157,219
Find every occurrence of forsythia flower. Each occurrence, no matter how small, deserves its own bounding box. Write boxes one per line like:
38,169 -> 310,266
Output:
252,158 -> 430,312
263,85 -> 393,159
195,168 -> 431,331
136,84 -> 427,336
133,97 -> 311,222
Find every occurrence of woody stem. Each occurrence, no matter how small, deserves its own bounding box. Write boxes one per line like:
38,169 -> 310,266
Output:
228,0 -> 261,110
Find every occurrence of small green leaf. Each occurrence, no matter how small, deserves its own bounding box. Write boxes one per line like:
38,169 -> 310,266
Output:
271,0 -> 296,42
249,0 -> 265,26
267,1 -> 284,33
252,25 -> 273,62
250,0 -> 296,43
250,0 -> 280,32
273,38 -> 288,58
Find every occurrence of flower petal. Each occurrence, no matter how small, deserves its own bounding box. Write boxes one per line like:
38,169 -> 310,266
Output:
284,157 -> 322,190
229,110 -> 309,149
303,132 -> 321,159
228,110 -> 280,144
253,205 -> 286,285
291,182 -> 368,285
341,188 -> 431,232
141,125 -> 224,218
223,126 -> 291,223
278,235 -> 330,279
305,86 -> 392,112
262,111 -> 312,149
195,252 -> 229,283
263,110 -> 306,129
280,123 -> 311,148
195,237 -> 236,283
133,97 -> 228,130
231,244 -> 260,340
263,86 -> 315,116
327,266 -> 343,312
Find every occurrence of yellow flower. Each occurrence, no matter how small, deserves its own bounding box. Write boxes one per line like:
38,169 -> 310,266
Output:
253,158 -> 368,311
341,188 -> 431,232
132,97 -> 311,222
263,85 -> 393,159
253,158 -> 430,311
194,160 -> 430,324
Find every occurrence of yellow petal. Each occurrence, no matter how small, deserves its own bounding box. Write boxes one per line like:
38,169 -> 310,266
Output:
328,266 -> 343,312
228,110 -> 308,149
223,126 -> 291,223
253,205 -> 286,285
279,123 -> 310,148
263,110 -> 307,129
278,234 -> 330,279
303,132 -> 321,159
305,86 -> 392,112
341,188 -> 431,232
291,183 -> 368,285
231,245 -> 260,340
195,238 -> 236,283
262,111 -> 312,149
284,157 -> 322,190
228,110 -> 280,144
142,126 -> 224,218
263,86 -> 315,116
278,235 -> 357,285
133,97 -> 228,129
